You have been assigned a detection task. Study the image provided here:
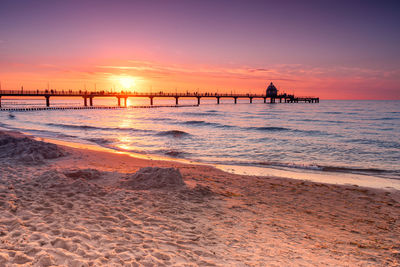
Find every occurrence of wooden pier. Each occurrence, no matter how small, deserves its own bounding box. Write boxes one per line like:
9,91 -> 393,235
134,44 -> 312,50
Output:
0,89 -> 319,109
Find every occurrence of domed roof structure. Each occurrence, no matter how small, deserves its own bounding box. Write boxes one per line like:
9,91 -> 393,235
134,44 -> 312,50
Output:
266,82 -> 278,97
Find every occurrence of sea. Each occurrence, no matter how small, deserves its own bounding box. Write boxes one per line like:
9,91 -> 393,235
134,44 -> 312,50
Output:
1,98 -> 399,189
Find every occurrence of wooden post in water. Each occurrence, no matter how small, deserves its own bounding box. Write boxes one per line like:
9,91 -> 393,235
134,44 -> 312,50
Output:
234,97 -> 237,104
117,97 -> 121,107
83,97 -> 87,107
217,97 -> 220,104
150,97 -> 154,105
197,97 -> 201,105
0,96 -> 2,108
175,97 -> 179,105
89,97 -> 93,106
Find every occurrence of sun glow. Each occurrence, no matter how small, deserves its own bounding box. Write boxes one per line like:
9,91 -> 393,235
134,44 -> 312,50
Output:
118,76 -> 135,89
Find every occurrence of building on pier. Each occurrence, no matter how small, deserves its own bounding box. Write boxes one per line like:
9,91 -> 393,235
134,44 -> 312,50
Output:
266,82 -> 278,97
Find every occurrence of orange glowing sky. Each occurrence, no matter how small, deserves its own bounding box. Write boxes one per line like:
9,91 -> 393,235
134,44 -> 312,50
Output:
1,1 -> 399,99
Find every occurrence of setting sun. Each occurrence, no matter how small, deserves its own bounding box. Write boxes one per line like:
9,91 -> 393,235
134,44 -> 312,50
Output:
118,76 -> 135,89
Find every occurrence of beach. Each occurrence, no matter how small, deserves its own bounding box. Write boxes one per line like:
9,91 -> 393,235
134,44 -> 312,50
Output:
0,130 -> 399,266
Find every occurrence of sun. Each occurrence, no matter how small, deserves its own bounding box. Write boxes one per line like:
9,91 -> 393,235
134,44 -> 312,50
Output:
119,76 -> 135,89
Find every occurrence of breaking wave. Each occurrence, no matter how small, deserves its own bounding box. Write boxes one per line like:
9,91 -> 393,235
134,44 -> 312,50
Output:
156,130 -> 191,138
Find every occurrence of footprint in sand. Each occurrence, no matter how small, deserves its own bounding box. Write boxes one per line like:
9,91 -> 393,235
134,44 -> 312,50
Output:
51,237 -> 78,253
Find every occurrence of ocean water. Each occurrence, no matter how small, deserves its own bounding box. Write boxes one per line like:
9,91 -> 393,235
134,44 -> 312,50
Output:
1,98 -> 399,183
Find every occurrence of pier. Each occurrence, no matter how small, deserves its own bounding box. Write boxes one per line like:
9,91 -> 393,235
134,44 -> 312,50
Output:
0,89 -> 319,109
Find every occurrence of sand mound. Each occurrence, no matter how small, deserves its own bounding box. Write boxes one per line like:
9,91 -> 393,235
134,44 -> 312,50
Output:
0,131 -> 65,164
64,169 -> 101,180
122,167 -> 186,190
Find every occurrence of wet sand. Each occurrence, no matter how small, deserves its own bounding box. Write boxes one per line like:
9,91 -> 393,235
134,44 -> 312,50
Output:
0,130 -> 399,266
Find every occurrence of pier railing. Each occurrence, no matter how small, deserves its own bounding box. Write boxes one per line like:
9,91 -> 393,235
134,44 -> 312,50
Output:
0,89 -> 269,97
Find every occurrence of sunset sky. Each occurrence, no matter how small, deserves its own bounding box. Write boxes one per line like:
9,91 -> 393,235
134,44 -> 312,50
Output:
1,0 -> 399,99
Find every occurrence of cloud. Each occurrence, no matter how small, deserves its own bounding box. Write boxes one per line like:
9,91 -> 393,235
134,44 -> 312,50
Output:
95,60 -> 400,91
97,60 -> 294,81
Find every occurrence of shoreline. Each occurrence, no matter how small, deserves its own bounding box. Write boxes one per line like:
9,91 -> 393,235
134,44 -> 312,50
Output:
20,128 -> 400,191
1,129 -> 400,265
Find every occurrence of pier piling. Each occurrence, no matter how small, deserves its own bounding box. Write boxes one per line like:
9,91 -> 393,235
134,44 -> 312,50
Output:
45,96 -> 50,107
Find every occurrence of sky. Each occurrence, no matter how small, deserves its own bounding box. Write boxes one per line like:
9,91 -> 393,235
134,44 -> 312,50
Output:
0,0 -> 399,99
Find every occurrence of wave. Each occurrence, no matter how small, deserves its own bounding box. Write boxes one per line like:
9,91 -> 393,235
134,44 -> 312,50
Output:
147,117 -> 174,122
257,161 -> 323,171
184,120 -> 209,125
346,138 -> 400,149
0,122 -> 9,128
292,129 -> 332,136
250,126 -> 290,132
183,112 -> 220,117
85,137 -> 114,145
297,118 -> 346,124
320,165 -> 400,179
323,111 -> 343,114
256,161 -> 399,177
161,149 -> 189,158
182,120 -> 234,128
243,116 -> 258,119
320,166 -> 387,173
372,117 -> 399,121
0,125 -> 78,140
156,130 -> 191,138
46,123 -> 151,133
248,126 -> 332,136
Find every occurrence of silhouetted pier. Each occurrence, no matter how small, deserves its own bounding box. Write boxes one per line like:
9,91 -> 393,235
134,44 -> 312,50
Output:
0,89 -> 319,109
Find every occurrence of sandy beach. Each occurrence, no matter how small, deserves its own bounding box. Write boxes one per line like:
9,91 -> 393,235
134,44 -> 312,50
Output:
0,130 -> 399,266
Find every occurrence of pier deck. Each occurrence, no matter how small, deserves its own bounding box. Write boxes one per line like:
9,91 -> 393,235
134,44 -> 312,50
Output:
0,90 -> 319,109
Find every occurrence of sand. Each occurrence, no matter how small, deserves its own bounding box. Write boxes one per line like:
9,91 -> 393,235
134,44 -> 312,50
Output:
0,130 -> 399,266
